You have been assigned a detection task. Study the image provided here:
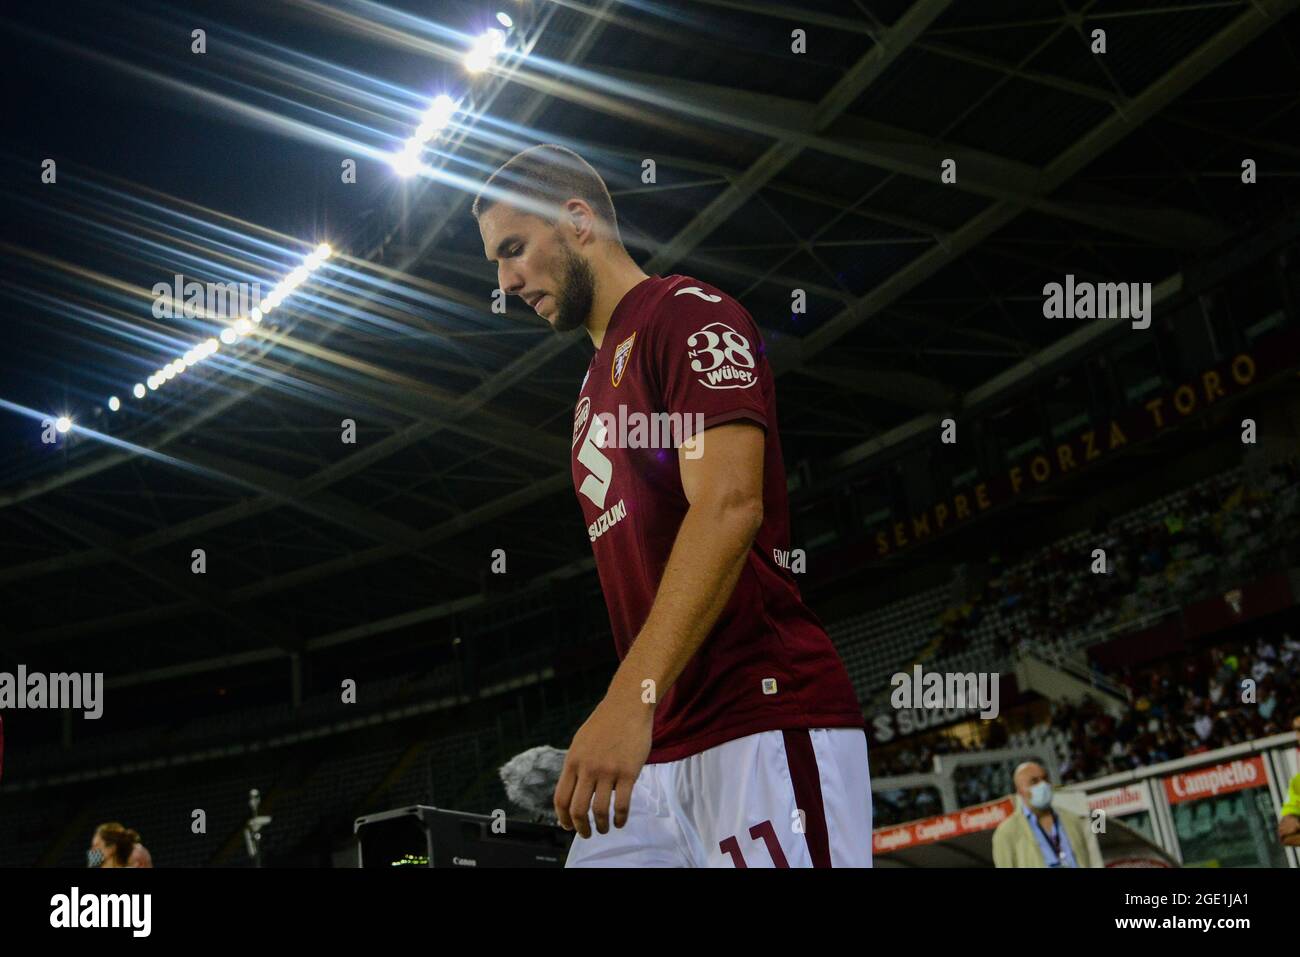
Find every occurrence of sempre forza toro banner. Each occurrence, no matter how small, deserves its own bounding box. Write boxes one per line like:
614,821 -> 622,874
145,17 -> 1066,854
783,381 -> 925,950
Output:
870,329 -> 1300,559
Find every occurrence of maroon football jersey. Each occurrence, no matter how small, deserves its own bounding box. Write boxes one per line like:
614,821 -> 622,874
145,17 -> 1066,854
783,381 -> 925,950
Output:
570,274 -> 864,763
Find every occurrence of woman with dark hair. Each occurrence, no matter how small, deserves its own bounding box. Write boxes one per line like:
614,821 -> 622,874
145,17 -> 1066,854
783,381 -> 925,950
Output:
88,823 -> 151,868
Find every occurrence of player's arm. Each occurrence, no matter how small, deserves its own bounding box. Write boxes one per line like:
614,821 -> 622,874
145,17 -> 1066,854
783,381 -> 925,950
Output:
613,420 -> 764,703
555,290 -> 770,839
553,421 -> 765,839
618,292 -> 770,700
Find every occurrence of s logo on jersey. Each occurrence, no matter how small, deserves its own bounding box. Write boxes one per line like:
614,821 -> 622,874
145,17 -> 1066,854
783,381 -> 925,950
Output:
572,395 -> 591,449
687,321 -> 757,390
611,332 -> 636,388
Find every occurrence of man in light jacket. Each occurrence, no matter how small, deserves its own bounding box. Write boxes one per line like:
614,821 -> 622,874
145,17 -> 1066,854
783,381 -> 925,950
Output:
992,761 -> 1093,867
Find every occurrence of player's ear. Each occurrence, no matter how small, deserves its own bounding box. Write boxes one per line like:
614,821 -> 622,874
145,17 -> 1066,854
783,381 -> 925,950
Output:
563,199 -> 597,245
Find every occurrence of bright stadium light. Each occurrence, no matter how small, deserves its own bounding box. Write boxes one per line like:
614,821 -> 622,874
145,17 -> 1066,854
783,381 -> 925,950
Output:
55,416 -> 72,433
496,12 -> 513,28
304,244 -> 331,269
465,29 -> 505,73
390,142 -> 423,178
111,243 -> 332,409
417,95 -> 456,140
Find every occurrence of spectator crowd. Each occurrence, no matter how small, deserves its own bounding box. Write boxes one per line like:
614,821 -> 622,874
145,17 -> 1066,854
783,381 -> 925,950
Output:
871,627 -> 1300,826
866,458 -> 1300,828
932,458 -> 1300,662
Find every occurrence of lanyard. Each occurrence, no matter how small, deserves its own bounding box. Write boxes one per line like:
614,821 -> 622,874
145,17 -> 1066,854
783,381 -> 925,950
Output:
1033,811 -> 1064,863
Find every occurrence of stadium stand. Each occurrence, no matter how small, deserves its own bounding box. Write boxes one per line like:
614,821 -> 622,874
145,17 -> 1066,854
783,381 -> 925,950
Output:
3,451 -> 1298,864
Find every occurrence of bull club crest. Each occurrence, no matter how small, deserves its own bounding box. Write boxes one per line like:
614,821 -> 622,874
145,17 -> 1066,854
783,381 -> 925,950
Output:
611,332 -> 636,387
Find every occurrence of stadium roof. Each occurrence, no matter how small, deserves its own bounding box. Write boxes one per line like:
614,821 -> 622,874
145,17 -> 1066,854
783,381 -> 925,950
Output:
2,0 -> 1299,685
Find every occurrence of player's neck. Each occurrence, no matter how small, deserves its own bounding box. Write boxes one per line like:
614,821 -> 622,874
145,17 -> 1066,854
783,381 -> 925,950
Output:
1035,808 -> 1055,831
586,256 -> 651,351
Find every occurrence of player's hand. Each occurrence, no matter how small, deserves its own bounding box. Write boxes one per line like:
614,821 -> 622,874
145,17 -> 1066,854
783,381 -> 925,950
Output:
1279,814 -> 1300,842
554,691 -> 653,838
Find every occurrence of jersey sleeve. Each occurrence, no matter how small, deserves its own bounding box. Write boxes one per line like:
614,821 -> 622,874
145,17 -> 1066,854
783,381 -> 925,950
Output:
647,284 -> 769,433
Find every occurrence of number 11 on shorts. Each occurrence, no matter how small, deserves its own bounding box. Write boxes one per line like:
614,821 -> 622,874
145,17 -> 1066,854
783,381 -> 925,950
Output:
718,820 -> 789,867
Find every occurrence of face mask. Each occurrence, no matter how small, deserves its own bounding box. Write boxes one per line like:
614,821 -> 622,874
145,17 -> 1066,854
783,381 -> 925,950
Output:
87,847 -> 105,868
1029,781 -> 1053,810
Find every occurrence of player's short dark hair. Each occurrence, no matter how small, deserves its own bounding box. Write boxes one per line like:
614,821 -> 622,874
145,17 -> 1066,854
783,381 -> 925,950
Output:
471,144 -> 621,243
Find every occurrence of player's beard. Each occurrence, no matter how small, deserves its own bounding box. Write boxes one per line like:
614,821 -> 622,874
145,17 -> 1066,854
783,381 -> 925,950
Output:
549,236 -> 596,333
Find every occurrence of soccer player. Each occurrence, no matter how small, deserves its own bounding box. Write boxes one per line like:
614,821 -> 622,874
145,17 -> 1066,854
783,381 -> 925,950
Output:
473,144 -> 870,867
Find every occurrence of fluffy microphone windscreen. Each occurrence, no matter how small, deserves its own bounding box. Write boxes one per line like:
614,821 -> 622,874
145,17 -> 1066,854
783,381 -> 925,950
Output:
499,745 -> 567,820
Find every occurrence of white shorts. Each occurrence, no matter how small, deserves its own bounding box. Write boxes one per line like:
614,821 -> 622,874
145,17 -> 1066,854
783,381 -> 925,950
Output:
565,727 -> 872,868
